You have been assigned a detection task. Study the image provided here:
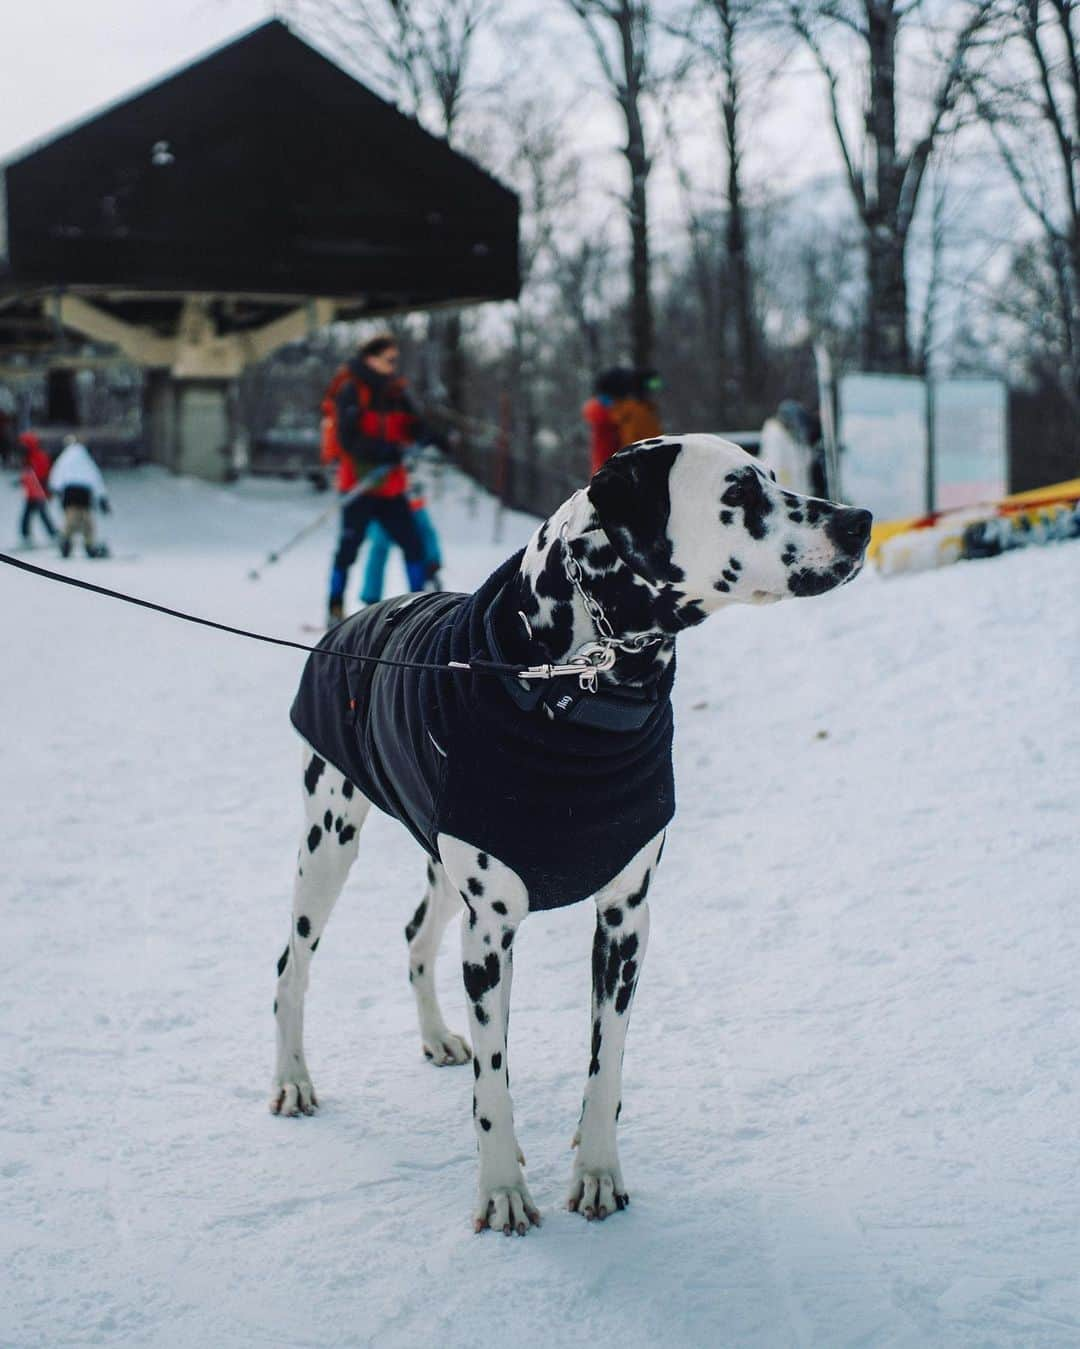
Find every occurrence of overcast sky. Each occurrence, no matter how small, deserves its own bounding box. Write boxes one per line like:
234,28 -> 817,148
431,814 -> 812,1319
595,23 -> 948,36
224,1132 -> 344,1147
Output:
3,0 -> 1009,289
2,0 -> 271,163
2,0 -> 839,196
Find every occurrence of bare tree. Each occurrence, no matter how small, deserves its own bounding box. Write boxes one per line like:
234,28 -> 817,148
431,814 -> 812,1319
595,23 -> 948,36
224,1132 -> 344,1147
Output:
305,0 -> 496,412
673,0 -> 763,393
564,0 -> 665,369
784,0 -> 996,373
309,0 -> 493,137
966,1 -> 1080,407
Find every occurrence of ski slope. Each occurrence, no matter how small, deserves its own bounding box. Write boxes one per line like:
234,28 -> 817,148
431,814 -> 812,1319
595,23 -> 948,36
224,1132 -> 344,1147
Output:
2,461 -> 1079,1348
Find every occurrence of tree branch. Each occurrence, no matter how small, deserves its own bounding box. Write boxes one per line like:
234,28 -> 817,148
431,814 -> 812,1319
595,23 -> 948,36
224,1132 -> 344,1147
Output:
786,3 -> 866,213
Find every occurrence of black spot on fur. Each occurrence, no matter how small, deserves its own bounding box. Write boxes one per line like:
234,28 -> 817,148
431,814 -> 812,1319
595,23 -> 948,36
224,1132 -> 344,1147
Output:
426,859 -> 436,885
656,836 -> 666,864
306,825 -> 322,853
323,810 -> 333,831
627,871 -> 651,908
788,568 -> 839,597
473,1057 -> 481,1079
477,853 -> 489,870
467,877 -> 484,897
604,906 -> 623,927
341,779 -> 354,799
339,824 -> 356,845
722,569 -> 738,584
312,938 -> 319,952
788,510 -> 804,523
729,557 -> 742,571
501,930 -> 514,950
304,754 -> 325,795
616,1100 -> 622,1120
334,816 -> 343,833
723,468 -> 774,540
589,1018 -> 602,1076
714,579 -> 731,593
615,962 -> 638,1014
719,510 -> 734,525
273,999 -> 278,1014
536,520 -> 550,551
480,1117 -> 492,1132
474,1001 -> 488,1026
463,953 -> 501,1002
585,539 -> 618,569
534,537 -> 575,602
297,916 -> 310,938
492,900 -> 507,915
491,1052 -> 502,1071
588,441 -> 685,583
277,947 -> 289,976
405,899 -> 428,943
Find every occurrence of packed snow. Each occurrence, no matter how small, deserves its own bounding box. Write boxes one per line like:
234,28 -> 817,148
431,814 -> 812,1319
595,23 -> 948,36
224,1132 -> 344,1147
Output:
2,460 -> 1079,1348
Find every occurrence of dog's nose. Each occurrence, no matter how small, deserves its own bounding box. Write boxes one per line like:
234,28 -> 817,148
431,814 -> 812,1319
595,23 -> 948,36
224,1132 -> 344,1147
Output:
826,507 -> 873,556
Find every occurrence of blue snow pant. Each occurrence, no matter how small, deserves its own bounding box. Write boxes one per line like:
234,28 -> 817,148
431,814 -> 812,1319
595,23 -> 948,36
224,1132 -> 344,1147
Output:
360,505 -> 442,604
20,499 -> 57,541
329,492 -> 426,605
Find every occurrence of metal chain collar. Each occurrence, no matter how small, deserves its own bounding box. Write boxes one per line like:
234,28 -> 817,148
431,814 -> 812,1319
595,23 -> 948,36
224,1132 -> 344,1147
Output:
557,520 -> 662,689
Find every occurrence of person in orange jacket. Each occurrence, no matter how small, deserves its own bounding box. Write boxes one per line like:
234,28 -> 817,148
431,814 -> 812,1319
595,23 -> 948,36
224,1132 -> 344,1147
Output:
17,432 -> 57,544
582,368 -> 630,476
610,367 -> 663,449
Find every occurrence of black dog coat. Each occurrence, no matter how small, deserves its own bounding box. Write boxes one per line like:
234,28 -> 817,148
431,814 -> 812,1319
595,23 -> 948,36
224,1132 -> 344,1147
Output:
290,552 -> 675,909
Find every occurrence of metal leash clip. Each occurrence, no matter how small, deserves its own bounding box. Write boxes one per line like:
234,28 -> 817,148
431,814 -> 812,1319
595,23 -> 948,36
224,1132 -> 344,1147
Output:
516,641 -> 616,692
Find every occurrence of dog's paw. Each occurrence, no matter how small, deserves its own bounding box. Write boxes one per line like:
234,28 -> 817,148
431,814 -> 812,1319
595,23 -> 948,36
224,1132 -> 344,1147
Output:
421,1031 -> 472,1066
269,1079 -> 318,1117
473,1182 -> 542,1236
567,1170 -> 629,1221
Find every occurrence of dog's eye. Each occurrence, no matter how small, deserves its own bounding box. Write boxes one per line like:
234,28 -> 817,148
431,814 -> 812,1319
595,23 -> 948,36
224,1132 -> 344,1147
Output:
722,480 -> 747,507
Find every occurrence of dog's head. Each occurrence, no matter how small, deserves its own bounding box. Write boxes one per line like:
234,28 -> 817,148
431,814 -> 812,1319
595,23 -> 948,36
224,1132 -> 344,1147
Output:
587,434 -> 872,612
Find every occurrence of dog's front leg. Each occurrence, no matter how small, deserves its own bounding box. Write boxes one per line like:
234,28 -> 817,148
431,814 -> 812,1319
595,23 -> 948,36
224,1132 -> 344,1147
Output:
438,835 -> 540,1236
567,832 -> 662,1221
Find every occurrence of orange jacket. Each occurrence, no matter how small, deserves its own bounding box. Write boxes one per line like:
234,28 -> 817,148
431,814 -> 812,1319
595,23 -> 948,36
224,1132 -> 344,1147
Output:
611,397 -> 662,449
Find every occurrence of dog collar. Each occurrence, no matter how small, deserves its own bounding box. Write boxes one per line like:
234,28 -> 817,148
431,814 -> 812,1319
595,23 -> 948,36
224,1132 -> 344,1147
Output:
483,591 -> 666,732
558,518 -> 665,662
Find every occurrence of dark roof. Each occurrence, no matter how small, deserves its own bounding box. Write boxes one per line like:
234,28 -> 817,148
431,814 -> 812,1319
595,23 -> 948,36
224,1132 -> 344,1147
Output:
0,19 -> 518,330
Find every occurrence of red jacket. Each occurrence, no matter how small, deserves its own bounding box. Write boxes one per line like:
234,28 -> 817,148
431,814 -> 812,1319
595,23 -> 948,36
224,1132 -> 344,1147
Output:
583,398 -> 620,476
321,361 -> 413,497
19,433 -> 51,502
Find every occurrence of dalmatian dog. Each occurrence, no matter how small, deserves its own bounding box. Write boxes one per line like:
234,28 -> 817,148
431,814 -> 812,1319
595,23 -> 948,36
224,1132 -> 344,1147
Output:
270,434 -> 871,1235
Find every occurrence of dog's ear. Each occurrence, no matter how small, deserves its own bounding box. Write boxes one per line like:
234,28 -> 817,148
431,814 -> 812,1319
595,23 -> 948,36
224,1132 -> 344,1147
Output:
587,440 -> 683,583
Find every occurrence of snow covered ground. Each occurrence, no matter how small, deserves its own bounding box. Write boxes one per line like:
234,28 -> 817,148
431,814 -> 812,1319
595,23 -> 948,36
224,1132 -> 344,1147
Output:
3,461 -> 1079,1348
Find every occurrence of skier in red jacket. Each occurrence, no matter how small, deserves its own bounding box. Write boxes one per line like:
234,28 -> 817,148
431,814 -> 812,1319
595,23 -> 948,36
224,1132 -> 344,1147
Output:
320,335 -> 429,625
17,432 -> 57,544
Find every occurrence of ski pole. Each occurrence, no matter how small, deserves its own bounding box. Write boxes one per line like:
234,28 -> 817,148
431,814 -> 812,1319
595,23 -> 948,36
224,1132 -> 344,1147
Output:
247,467 -> 392,580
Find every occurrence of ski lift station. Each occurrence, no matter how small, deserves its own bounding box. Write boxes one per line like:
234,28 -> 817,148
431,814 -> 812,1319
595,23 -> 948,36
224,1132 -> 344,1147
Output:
0,19 -> 519,479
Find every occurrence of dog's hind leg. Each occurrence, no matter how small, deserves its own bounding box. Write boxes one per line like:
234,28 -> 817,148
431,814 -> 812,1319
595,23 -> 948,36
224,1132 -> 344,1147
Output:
406,859 -> 471,1066
270,744 -> 371,1117
567,831 -> 663,1221
438,834 -> 540,1236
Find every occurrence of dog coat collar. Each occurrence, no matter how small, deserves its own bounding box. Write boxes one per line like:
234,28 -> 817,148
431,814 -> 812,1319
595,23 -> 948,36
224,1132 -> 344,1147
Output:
484,591 -> 668,732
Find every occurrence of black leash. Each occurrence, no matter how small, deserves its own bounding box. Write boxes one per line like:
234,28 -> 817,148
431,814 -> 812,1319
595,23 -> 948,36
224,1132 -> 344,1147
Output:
0,549 -> 598,685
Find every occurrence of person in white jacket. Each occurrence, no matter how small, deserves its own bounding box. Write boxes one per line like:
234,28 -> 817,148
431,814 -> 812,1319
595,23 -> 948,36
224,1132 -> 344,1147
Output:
48,438 -> 110,558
